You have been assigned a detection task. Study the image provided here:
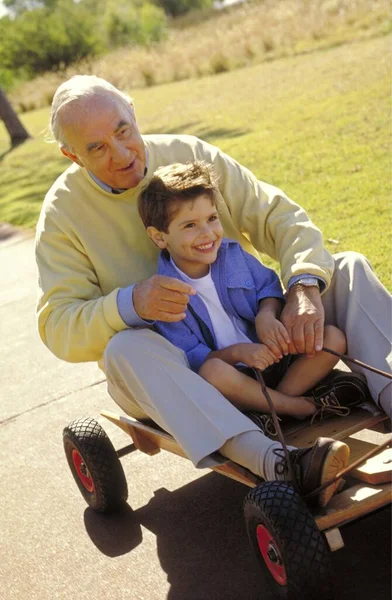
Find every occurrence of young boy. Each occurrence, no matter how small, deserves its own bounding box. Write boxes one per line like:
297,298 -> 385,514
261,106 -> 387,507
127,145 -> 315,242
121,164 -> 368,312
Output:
138,161 -> 369,434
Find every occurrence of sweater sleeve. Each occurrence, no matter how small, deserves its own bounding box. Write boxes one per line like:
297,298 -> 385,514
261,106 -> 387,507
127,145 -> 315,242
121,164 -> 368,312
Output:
243,250 -> 285,304
36,216 -> 129,363
192,137 -> 334,290
154,320 -> 212,372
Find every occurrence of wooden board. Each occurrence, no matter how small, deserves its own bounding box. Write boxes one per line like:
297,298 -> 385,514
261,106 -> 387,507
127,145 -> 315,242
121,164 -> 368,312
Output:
102,410 -> 391,531
101,410 -> 261,487
283,408 -> 387,448
345,437 -> 392,484
315,481 -> 392,531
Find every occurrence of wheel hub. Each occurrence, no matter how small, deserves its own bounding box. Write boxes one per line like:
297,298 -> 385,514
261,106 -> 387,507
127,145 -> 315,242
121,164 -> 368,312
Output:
80,463 -> 88,476
71,448 -> 95,493
267,543 -> 282,565
256,524 -> 287,586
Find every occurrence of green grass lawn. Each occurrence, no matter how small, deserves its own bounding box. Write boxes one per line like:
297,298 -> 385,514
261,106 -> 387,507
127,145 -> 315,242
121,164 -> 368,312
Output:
1,35 -> 390,289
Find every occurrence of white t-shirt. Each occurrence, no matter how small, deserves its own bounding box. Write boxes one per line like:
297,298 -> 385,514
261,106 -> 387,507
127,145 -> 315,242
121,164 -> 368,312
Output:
171,259 -> 252,349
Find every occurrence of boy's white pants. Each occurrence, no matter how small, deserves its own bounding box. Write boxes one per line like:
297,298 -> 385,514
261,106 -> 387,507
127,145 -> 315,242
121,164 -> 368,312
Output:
104,252 -> 392,470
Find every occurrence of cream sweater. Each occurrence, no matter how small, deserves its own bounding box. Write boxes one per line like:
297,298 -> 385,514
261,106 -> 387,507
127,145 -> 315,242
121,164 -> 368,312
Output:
36,134 -> 334,362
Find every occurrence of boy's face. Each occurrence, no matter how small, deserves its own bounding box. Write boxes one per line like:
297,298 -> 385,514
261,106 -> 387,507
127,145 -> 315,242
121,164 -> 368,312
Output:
148,194 -> 224,278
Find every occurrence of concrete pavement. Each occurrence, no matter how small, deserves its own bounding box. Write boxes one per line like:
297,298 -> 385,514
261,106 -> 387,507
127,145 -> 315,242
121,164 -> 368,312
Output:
0,227 -> 390,600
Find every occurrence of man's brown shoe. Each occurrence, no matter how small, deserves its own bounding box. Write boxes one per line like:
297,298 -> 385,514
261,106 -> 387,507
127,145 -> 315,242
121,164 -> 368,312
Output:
274,437 -> 350,508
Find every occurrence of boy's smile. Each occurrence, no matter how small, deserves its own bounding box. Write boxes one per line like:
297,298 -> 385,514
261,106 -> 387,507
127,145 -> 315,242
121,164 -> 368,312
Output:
149,194 -> 223,278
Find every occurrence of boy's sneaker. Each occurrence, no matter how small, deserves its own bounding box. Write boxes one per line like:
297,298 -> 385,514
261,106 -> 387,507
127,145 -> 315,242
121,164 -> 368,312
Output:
307,370 -> 370,422
274,437 -> 350,508
245,412 -> 279,437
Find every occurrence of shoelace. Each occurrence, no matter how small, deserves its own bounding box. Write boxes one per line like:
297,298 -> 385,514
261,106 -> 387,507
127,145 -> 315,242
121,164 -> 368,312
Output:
310,391 -> 351,425
247,412 -> 280,437
272,447 -> 302,481
261,414 -> 279,437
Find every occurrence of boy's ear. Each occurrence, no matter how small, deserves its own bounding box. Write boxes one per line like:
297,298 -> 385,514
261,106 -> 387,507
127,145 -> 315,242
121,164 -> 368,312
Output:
147,226 -> 167,249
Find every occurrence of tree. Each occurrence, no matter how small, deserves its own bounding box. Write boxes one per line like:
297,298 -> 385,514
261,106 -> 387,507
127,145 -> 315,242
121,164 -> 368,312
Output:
0,87 -> 30,146
153,0 -> 213,17
0,3 -> 100,76
103,1 -> 167,48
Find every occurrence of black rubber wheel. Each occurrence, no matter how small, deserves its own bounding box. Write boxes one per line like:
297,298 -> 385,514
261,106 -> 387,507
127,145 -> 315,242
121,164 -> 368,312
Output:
63,417 -> 128,513
243,481 -> 334,600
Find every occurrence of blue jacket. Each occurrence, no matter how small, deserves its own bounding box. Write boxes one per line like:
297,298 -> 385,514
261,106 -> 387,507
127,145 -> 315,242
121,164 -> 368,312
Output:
154,239 -> 284,372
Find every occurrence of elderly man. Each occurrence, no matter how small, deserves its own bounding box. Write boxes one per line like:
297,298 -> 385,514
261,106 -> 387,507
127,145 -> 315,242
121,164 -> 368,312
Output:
36,75 -> 391,508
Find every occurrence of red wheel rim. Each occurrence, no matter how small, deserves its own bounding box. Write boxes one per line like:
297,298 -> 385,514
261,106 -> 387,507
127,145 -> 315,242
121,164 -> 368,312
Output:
256,524 -> 287,586
72,449 -> 94,493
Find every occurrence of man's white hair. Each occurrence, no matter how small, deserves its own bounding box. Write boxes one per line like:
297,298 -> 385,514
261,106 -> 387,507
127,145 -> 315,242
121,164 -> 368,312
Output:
50,75 -> 133,149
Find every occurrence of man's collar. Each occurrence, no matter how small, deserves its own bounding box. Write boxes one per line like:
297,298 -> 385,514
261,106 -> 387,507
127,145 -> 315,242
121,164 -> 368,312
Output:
88,171 -> 114,193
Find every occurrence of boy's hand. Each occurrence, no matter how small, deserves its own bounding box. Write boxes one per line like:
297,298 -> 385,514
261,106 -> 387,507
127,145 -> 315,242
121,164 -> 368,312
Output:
236,343 -> 278,371
133,275 -> 196,322
255,313 -> 291,359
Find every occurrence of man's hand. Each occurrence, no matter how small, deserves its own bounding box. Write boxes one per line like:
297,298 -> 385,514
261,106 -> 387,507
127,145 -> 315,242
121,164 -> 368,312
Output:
235,343 -> 278,370
255,313 -> 291,359
280,285 -> 324,356
133,275 -> 196,322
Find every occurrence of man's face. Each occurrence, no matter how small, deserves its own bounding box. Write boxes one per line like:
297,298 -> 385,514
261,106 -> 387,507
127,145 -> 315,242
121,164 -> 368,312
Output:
149,194 -> 224,279
61,94 -> 147,189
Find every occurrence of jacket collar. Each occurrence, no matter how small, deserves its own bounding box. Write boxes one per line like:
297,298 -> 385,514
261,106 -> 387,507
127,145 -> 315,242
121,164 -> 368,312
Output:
157,250 -> 217,347
212,239 -> 255,290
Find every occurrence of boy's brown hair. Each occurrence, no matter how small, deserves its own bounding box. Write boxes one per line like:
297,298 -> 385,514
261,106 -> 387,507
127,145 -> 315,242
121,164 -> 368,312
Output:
138,161 -> 219,233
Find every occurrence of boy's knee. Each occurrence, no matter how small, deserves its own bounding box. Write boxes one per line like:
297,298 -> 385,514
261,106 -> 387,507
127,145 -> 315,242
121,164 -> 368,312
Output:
199,357 -> 227,384
324,325 -> 346,353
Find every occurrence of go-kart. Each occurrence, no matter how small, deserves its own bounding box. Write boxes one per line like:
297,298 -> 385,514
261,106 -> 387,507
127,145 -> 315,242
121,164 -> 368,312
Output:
63,391 -> 391,600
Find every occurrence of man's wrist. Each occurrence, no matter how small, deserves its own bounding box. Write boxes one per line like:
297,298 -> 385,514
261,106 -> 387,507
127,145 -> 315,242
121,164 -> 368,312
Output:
291,277 -> 320,290
117,284 -> 154,327
288,274 -> 326,292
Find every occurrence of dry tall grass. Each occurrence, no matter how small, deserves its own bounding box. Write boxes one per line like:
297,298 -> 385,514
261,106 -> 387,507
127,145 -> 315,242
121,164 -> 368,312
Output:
10,0 -> 390,112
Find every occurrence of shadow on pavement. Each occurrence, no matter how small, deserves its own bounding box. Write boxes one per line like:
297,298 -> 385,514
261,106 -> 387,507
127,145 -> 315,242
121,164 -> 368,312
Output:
82,470 -> 391,600
84,471 -> 260,599
84,504 -> 142,558
0,223 -> 20,241
137,473 -> 260,600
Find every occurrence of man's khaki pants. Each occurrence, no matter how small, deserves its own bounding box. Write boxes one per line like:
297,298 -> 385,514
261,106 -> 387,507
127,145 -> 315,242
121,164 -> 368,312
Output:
104,252 -> 392,468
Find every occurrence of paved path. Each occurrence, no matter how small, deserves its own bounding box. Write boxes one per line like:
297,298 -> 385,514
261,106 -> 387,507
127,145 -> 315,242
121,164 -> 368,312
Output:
1,230 -> 390,600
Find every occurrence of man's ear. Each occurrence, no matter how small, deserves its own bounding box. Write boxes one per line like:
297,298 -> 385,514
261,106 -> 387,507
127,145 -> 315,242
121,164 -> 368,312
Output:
147,226 -> 167,249
60,146 -> 84,167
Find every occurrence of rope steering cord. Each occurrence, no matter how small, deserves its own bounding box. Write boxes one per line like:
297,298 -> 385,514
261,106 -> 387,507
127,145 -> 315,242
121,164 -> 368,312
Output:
322,346 -> 392,380
253,347 -> 392,500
